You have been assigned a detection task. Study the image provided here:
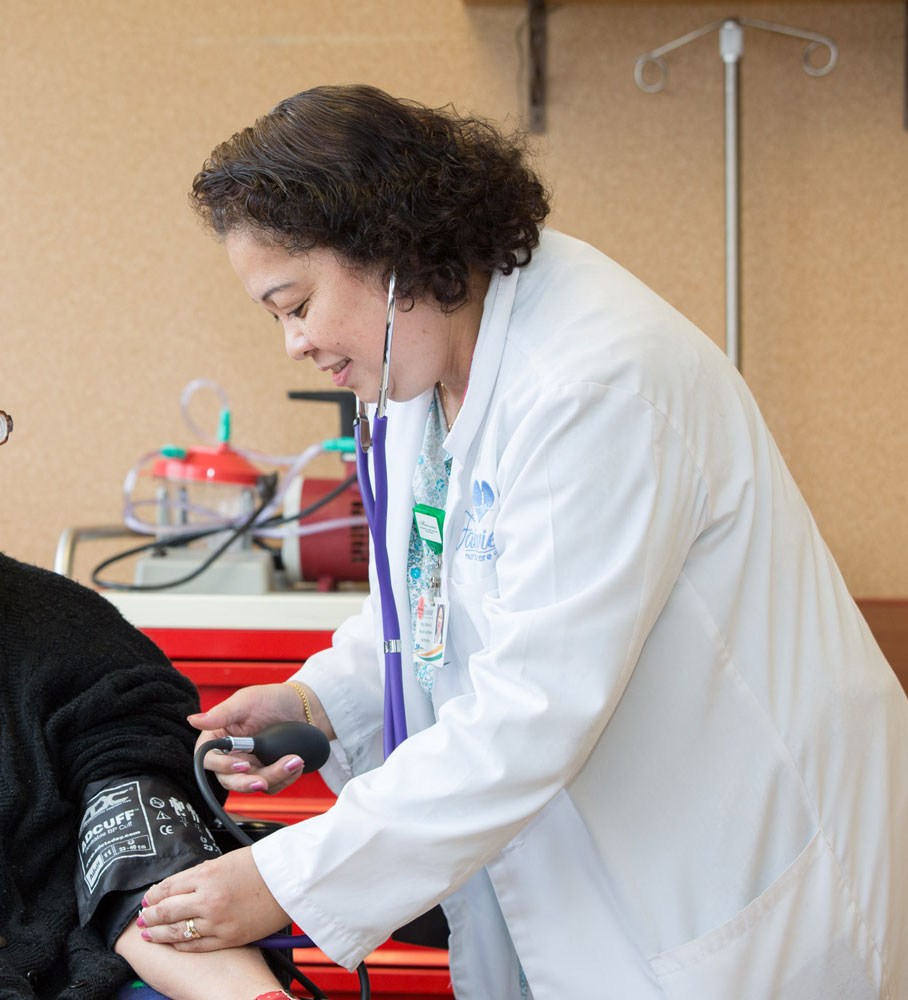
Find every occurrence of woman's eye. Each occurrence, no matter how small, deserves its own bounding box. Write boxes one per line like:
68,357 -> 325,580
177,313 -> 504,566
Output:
268,300 -> 307,323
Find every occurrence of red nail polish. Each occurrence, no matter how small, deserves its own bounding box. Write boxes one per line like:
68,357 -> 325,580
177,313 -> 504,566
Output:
141,930 -> 151,941
141,897 -> 149,907
136,913 -> 146,928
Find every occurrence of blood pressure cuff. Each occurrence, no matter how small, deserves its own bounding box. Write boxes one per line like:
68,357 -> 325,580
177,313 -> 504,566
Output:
75,775 -> 221,948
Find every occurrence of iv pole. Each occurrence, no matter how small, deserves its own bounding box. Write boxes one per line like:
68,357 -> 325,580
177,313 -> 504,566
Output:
634,18 -> 837,371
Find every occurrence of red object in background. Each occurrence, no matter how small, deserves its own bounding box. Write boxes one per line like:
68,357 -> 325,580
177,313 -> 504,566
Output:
291,944 -> 452,998
151,443 -> 264,485
142,624 -> 453,999
283,477 -> 369,590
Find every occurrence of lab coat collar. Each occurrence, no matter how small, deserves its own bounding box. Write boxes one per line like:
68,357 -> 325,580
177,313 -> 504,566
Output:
444,266 -> 519,462
372,267 -> 518,738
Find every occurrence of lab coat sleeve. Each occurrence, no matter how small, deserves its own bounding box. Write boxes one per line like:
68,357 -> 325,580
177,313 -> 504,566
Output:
253,381 -> 711,968
290,593 -> 386,789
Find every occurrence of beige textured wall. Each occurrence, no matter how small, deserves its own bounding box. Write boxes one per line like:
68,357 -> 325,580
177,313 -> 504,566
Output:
1,0 -> 905,595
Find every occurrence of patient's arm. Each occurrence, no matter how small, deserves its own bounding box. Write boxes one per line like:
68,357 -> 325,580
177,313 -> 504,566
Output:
115,920 -> 285,1000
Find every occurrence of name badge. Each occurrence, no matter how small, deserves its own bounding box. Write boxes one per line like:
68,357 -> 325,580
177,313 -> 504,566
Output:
413,503 -> 445,554
414,596 -> 448,669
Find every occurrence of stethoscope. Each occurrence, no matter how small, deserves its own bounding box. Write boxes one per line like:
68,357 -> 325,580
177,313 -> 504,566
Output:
353,273 -> 407,758
193,276 -> 405,1000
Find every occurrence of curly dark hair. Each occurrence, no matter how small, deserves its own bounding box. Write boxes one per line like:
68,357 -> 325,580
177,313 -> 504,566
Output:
190,84 -> 550,310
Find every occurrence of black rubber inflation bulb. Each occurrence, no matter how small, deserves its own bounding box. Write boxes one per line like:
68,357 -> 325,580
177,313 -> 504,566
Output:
251,721 -> 330,773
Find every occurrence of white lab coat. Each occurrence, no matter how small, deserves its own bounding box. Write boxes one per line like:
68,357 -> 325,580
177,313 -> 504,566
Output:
253,231 -> 908,999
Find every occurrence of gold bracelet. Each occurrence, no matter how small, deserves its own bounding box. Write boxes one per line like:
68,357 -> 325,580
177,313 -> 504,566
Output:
285,680 -> 314,726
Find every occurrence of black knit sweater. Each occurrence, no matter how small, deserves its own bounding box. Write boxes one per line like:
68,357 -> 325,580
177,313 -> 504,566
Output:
0,553 -> 216,999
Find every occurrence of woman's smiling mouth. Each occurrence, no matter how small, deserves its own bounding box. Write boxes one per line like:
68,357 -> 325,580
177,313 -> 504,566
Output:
327,359 -> 351,386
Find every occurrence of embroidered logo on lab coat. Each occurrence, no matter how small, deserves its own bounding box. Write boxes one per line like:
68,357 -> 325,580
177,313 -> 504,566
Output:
456,479 -> 498,562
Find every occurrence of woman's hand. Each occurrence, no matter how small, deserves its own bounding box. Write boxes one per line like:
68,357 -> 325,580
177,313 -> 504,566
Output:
191,682 -> 333,794
138,848 -> 290,952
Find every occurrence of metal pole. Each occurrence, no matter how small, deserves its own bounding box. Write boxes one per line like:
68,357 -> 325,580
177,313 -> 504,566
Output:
634,17 -> 836,374
720,20 -> 743,371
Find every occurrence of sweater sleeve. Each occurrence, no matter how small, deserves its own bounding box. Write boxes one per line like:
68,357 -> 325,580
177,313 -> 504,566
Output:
0,554 -> 228,995
38,594 -> 228,940
17,571 -> 217,809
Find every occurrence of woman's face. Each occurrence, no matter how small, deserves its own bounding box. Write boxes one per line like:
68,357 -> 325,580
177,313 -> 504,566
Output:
225,231 -> 457,404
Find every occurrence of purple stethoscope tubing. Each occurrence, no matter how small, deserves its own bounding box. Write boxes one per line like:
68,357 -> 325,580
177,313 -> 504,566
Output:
254,418 -> 406,956
354,273 -> 407,758
253,276 -> 407,958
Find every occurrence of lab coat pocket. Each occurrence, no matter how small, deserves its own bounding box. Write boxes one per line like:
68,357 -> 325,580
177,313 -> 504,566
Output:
650,831 -> 882,1000
446,569 -> 498,657
432,570 -> 500,706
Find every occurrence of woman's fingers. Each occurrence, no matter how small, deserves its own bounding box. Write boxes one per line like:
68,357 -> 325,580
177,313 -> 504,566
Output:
200,746 -> 264,792
140,862 -> 228,949
140,864 -> 197,912
187,687 -> 260,734
139,915 -> 226,952
187,683 -> 314,791
202,747 -> 306,793
149,915 -> 208,947
188,683 -> 301,737
139,849 -> 290,951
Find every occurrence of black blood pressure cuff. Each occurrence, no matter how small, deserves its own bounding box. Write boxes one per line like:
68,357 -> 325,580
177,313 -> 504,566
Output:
75,775 -> 221,948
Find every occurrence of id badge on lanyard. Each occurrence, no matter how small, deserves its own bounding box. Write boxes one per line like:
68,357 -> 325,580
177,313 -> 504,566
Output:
412,503 -> 448,669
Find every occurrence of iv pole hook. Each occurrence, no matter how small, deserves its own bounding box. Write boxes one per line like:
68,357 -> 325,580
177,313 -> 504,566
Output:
633,18 -> 838,371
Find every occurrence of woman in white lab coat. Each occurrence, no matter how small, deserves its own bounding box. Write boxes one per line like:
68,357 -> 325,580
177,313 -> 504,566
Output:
140,85 -> 908,1000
